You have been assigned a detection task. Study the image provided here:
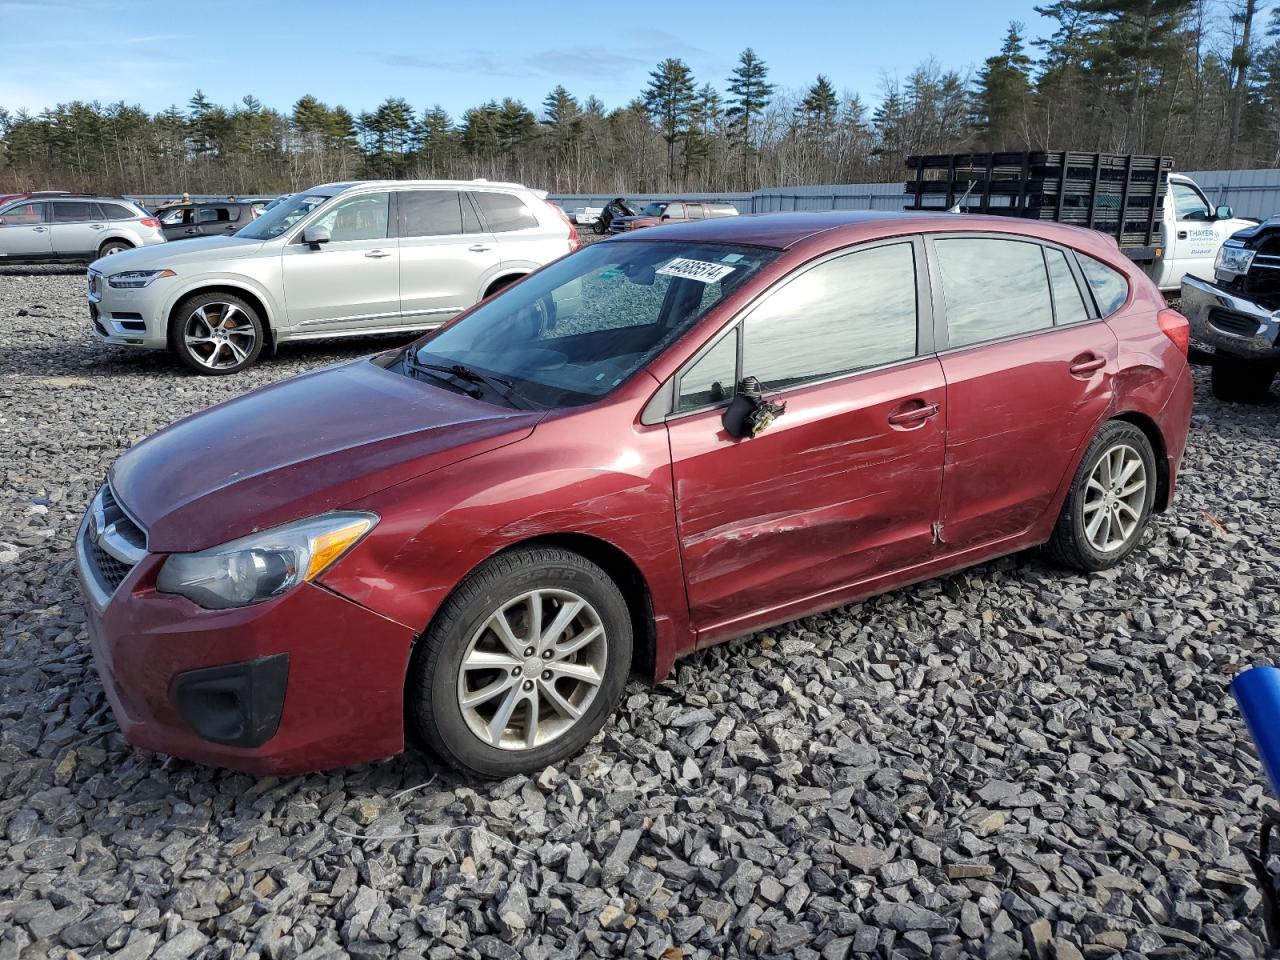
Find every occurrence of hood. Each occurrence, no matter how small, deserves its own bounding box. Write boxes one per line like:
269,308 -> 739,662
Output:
110,358 -> 543,552
90,235 -> 269,273
1227,216 -> 1278,244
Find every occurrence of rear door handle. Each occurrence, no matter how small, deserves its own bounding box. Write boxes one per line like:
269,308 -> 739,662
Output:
184,228 -> 199,235
887,400 -> 940,428
1069,354 -> 1107,377
365,249 -> 391,258
468,244 -> 493,253
32,226 -> 47,233
90,224 -> 106,230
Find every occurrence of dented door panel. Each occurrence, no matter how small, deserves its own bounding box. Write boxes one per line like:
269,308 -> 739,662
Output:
667,357 -> 947,636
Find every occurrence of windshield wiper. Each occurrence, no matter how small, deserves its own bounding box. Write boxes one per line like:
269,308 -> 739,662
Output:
402,354 -> 482,398
405,355 -> 527,408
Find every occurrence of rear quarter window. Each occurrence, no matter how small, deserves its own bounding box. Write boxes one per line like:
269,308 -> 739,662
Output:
98,202 -> 137,220
1078,256 -> 1129,317
472,192 -> 538,232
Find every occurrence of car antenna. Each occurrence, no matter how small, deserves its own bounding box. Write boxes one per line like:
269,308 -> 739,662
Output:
948,180 -> 977,215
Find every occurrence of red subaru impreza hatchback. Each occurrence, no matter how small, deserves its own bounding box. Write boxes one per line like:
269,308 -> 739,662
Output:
77,212 -> 1192,778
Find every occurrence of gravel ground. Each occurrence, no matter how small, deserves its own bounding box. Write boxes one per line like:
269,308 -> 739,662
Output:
1,265 -> 1278,960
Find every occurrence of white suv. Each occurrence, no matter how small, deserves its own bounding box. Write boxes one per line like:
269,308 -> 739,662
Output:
86,180 -> 579,374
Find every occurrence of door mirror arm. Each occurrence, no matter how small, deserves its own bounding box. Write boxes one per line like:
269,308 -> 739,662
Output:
722,376 -> 787,439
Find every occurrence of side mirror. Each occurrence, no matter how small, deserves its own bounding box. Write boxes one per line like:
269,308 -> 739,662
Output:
722,377 -> 786,439
302,225 -> 331,249
1216,205 -> 1234,220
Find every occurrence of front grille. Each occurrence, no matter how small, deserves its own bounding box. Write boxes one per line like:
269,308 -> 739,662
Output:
81,483 -> 147,599
1208,308 -> 1263,338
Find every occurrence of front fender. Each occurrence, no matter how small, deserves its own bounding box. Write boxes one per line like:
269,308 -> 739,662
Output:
160,272 -> 283,329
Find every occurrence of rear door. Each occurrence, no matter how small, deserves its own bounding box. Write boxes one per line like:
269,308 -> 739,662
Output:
48,200 -> 106,256
281,191 -> 399,329
0,201 -> 53,258
470,190 -> 550,275
396,189 -> 496,325
666,238 -> 947,635
928,234 -> 1117,553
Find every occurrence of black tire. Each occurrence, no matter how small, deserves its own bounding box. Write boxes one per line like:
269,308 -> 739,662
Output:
1211,358 -> 1276,404
408,546 -> 632,778
592,219 -> 607,235
1045,420 -> 1158,573
169,291 -> 265,375
98,239 -> 132,258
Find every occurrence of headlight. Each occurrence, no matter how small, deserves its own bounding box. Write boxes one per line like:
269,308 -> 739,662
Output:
156,512 -> 377,610
1215,243 -> 1255,277
107,269 -> 176,289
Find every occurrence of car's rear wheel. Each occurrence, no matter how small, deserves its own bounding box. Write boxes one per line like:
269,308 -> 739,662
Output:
1046,421 -> 1157,572
1211,358 -> 1275,404
98,240 -> 132,257
170,292 -> 264,375
408,546 -> 632,778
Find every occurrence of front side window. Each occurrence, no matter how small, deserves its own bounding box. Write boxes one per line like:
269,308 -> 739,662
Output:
472,192 -> 537,232
1172,182 -> 1211,222
400,190 -> 463,237
639,202 -> 668,217
236,192 -> 333,240
51,201 -> 97,222
664,203 -> 686,219
0,201 -> 46,224
310,192 -> 390,242
1046,247 -> 1090,325
1078,255 -> 1129,317
935,237 -> 1053,348
743,242 -> 918,391
678,329 -> 737,411
413,241 -> 777,408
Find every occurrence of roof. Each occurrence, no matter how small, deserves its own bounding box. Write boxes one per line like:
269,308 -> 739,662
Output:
606,209 -> 1129,257
311,178 -> 532,193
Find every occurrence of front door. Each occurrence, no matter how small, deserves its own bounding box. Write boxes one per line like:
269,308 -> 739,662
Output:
396,189 -> 498,326
1167,181 -> 1229,285
929,235 -> 1117,553
0,201 -> 52,258
666,238 -> 946,636
281,191 -> 399,330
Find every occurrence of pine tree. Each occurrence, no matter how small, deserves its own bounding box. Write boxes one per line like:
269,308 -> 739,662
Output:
725,48 -> 775,184
974,22 -> 1033,148
642,58 -> 697,183
797,75 -> 838,130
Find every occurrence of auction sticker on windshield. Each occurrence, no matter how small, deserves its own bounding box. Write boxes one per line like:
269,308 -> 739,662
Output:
657,258 -> 736,284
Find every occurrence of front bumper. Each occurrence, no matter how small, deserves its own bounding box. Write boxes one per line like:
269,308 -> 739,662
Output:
86,269 -> 171,350
75,489 -> 417,775
1180,274 -> 1280,362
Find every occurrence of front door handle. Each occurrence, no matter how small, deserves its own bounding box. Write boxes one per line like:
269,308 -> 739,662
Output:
1177,230 -> 1188,240
32,226 -> 47,233
184,228 -> 199,235
1069,353 -> 1107,377
887,400 -> 940,428
468,244 -> 493,253
365,249 -> 391,258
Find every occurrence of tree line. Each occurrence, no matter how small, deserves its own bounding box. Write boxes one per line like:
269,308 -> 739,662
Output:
2,0 -> 1279,197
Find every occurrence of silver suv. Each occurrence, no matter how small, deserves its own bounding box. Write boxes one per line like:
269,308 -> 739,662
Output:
0,195 -> 165,264
86,180 -> 579,374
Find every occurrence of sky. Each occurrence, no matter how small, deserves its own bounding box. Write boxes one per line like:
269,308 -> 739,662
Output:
0,0 -> 1056,120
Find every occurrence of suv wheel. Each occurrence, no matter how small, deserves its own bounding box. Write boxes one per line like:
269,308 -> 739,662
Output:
408,546 -> 632,778
170,292 -> 264,375
99,240 -> 132,257
1211,358 -> 1275,403
1046,421 -> 1157,572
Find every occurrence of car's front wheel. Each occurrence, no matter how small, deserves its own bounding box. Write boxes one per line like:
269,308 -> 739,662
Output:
408,546 -> 632,778
1046,420 -> 1157,572
1211,358 -> 1275,404
170,292 -> 264,375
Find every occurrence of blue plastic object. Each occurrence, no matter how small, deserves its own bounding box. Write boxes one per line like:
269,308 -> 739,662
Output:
1233,665 -> 1280,799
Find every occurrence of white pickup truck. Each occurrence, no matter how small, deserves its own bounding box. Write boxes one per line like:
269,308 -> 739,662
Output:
904,153 -> 1254,293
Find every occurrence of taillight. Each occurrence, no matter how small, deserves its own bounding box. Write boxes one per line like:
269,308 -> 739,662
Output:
140,217 -> 160,228
1158,307 -> 1190,357
544,200 -> 579,252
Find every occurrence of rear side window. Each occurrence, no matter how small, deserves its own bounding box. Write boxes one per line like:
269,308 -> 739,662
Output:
1078,256 -> 1129,317
400,190 -> 463,237
935,238 -> 1053,348
743,242 -> 918,390
685,204 -> 704,220
98,202 -> 136,220
1045,248 -> 1090,324
51,201 -> 97,222
472,192 -> 537,232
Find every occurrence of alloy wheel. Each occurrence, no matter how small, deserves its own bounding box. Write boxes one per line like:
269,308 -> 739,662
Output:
1082,443 -> 1148,553
183,302 -> 256,371
456,589 -> 607,751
